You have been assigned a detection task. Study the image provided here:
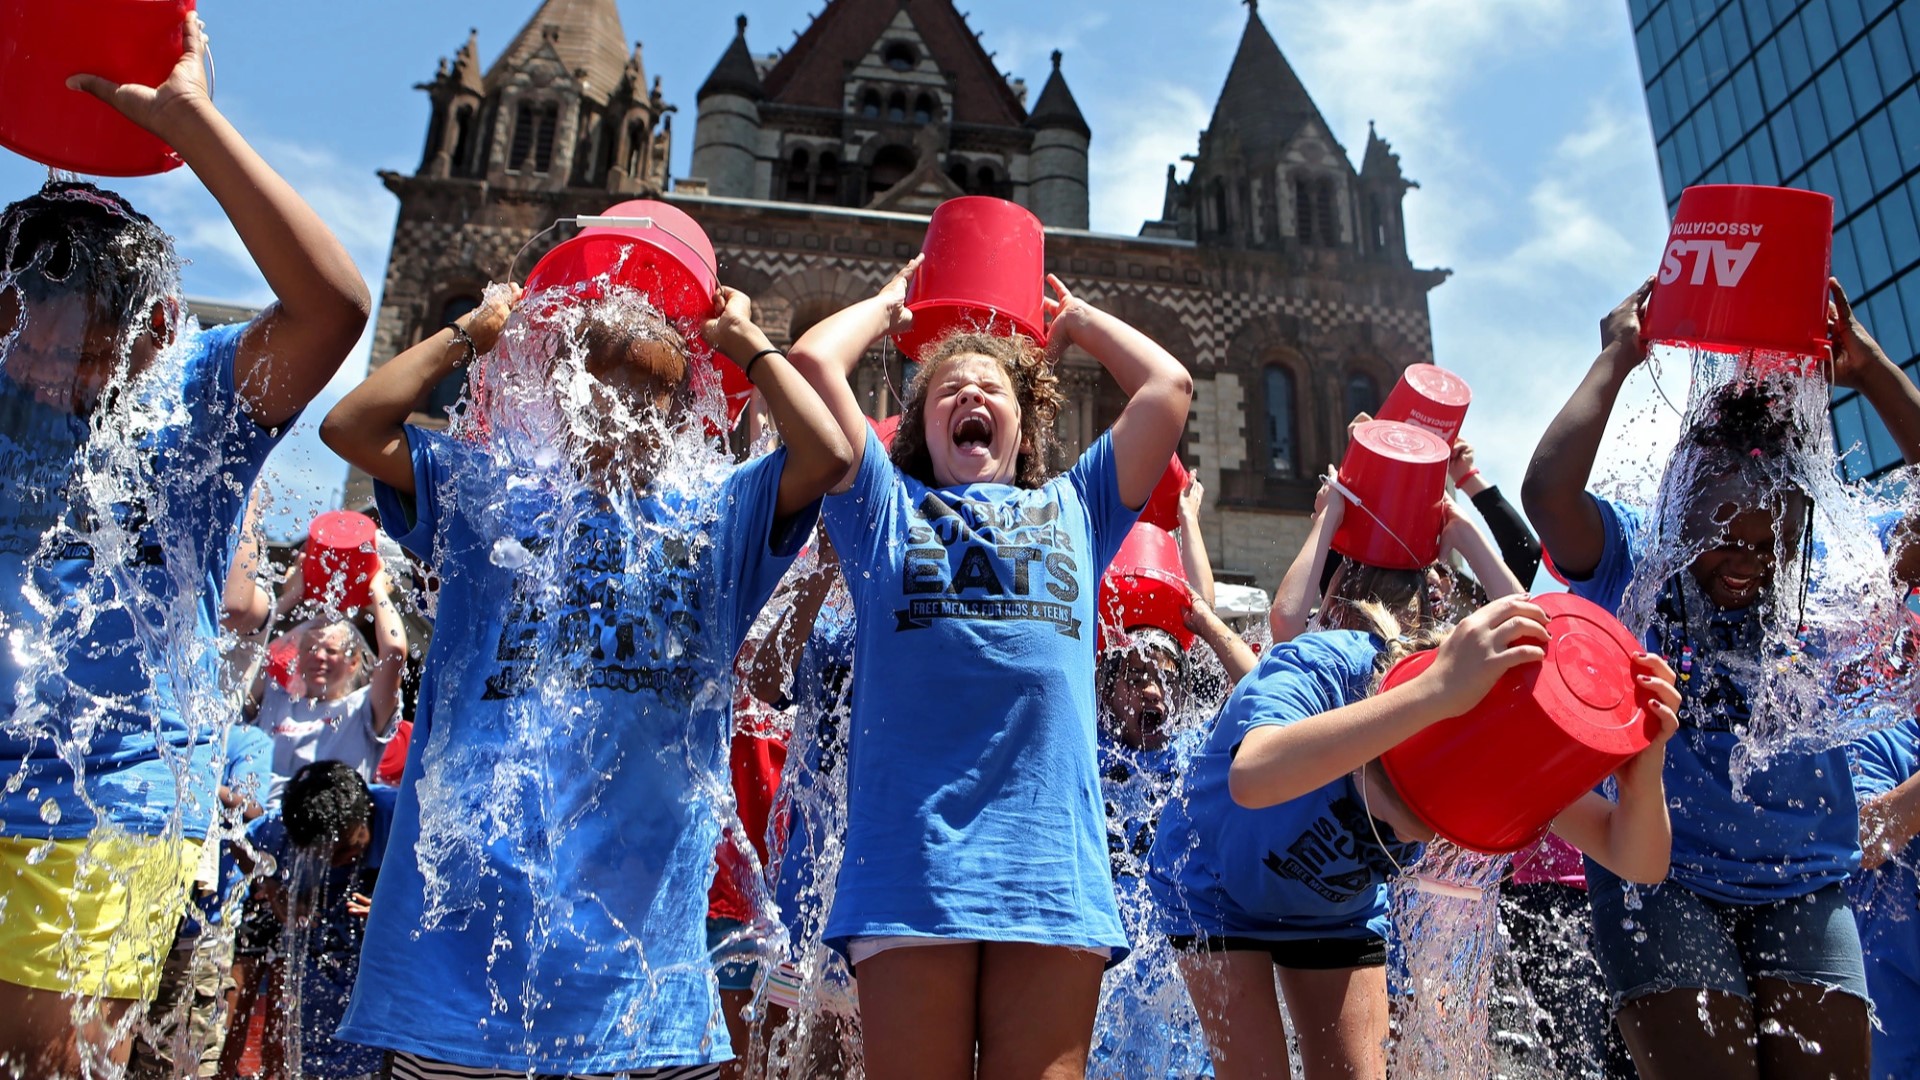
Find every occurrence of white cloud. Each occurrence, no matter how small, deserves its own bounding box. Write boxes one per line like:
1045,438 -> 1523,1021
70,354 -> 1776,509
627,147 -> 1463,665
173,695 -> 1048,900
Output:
1087,82 -> 1211,235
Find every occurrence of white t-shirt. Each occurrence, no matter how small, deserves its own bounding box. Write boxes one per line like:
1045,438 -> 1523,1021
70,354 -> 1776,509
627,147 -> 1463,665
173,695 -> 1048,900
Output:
256,683 -> 392,804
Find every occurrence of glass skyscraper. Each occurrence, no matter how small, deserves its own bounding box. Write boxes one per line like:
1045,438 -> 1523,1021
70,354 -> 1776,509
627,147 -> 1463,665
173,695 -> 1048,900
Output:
1629,0 -> 1920,479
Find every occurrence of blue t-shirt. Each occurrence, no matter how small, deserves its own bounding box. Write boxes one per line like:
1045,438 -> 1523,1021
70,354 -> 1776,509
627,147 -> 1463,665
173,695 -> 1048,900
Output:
818,426 -> 1136,957
1568,496 -> 1859,903
251,785 -> 397,1080
0,322 -> 285,840
770,606 -> 854,950
339,428 -> 812,1073
1146,631 -> 1418,941
1847,719 -> 1920,1080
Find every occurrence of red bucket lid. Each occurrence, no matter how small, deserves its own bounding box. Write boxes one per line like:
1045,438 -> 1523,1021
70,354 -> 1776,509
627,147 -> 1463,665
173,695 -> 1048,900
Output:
303,510 -> 380,610
1643,184 -> 1834,359
893,196 -> 1048,360
1330,420 -> 1451,571
1378,592 -> 1655,854
1098,522 -> 1195,651
0,0 -> 194,177
1138,454 -> 1189,531
1376,365 -> 1471,444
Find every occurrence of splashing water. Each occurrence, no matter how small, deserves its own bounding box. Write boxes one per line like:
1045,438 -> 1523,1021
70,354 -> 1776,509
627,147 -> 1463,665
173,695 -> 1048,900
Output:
1388,842 -> 1512,1079
1613,345 -> 1918,785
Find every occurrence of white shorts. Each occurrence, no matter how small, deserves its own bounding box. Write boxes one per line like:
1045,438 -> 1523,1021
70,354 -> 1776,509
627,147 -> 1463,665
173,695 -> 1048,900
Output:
845,935 -> 1113,967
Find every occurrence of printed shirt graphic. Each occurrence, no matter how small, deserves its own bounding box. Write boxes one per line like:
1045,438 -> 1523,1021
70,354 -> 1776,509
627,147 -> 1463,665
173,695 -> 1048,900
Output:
1570,496 -> 1858,902
1846,719 -> 1920,1080
340,428 -> 810,1074
0,322 -> 285,840
1147,631 -> 1418,941
819,426 -> 1135,957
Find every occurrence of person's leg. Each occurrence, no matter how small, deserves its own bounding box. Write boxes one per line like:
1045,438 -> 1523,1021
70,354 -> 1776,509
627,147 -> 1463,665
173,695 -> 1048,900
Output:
1737,884 -> 1871,1080
1175,945 -> 1293,1080
715,988 -> 754,1080
1276,965 -> 1388,1080
1615,988 -> 1759,1079
0,980 -> 140,1080
1752,978 -> 1869,1079
854,941 -> 979,1080
975,942 -> 1105,1080
216,953 -> 261,1080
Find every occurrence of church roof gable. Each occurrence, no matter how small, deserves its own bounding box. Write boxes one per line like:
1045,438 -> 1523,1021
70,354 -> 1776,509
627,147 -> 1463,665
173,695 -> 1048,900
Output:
699,15 -> 763,100
760,0 -> 1027,127
1207,6 -> 1335,159
1027,51 -> 1089,137
485,0 -> 629,104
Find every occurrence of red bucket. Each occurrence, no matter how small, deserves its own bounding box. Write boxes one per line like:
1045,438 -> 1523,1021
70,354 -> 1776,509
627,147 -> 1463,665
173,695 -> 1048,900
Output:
1098,522 -> 1194,651
1329,420 -> 1451,571
1138,454 -> 1189,531
1644,184 -> 1834,359
302,510 -> 380,611
1378,592 -> 1657,855
868,413 -> 901,449
524,199 -> 751,423
1376,365 -> 1471,444
893,196 -> 1048,360
0,0 -> 193,177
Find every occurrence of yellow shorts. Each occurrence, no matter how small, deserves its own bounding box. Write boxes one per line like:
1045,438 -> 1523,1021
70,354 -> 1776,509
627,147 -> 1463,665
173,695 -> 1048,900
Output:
0,831 -> 203,1001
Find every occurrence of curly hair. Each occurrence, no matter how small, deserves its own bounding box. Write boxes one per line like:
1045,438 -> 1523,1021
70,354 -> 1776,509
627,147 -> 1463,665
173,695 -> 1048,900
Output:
889,330 -> 1064,489
283,761 -> 372,850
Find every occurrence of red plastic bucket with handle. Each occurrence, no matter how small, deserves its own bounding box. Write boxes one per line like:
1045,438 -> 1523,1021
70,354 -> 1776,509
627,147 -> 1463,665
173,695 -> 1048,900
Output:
893,197 -> 1048,360
1376,365 -> 1471,444
1330,420 -> 1451,571
0,0 -> 194,177
1098,522 -> 1195,651
1378,592 -> 1656,855
302,510 -> 380,611
1643,184 -> 1834,361
1138,454 -> 1189,531
524,199 -> 751,423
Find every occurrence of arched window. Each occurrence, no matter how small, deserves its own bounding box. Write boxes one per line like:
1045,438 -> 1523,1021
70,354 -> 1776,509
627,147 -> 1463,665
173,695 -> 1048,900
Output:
424,295 -> 482,417
948,161 -> 970,191
913,93 -> 935,125
884,42 -> 916,72
887,92 -> 907,123
1344,371 -> 1380,423
1314,178 -> 1339,246
1293,176 -> 1314,243
817,153 -> 840,201
861,89 -> 882,118
1265,365 -> 1300,479
1209,178 -> 1228,235
450,106 -> 474,172
869,145 -> 916,192
509,102 -> 536,169
785,148 -> 811,201
975,164 -> 1000,198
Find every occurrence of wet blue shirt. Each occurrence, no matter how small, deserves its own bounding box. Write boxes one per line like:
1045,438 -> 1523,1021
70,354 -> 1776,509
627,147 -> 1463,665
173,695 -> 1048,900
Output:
1569,496 -> 1859,902
770,607 -> 854,950
0,322 -> 285,840
1847,719 -> 1920,1080
819,426 -> 1134,958
251,785 -> 397,1080
1147,631 -> 1418,941
339,428 -> 812,1073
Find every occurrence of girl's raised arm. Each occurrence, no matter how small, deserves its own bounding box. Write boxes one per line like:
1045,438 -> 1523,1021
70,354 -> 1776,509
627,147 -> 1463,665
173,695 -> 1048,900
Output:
1045,276 -> 1193,509
787,257 -> 923,491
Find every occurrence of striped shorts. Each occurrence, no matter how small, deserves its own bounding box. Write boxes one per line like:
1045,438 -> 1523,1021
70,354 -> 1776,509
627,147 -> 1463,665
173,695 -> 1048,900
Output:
385,1051 -> 724,1080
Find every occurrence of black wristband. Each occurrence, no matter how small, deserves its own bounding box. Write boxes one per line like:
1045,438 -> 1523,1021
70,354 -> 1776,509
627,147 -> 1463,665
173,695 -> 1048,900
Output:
744,347 -> 783,381
447,323 -> 479,368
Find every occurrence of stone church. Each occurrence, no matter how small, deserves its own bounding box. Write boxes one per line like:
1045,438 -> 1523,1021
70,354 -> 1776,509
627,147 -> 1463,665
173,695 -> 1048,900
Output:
361,0 -> 1447,590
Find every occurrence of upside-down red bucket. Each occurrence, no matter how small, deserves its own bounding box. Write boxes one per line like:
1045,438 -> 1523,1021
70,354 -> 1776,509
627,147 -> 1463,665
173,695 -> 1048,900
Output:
1378,592 -> 1657,855
1329,420 -> 1451,571
893,196 -> 1048,360
1138,454 -> 1189,531
302,510 -> 380,611
0,0 -> 194,177
1643,184 -> 1834,361
1098,522 -> 1194,651
524,199 -> 751,423
1377,365 -> 1472,444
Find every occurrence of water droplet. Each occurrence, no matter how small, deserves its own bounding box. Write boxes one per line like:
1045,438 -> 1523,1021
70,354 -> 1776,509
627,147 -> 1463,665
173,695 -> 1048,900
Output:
37,798 -> 60,825
490,537 -> 532,569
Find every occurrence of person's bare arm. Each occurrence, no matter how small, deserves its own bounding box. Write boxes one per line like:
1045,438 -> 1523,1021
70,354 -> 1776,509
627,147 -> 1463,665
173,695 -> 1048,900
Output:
745,560 -> 836,706
1268,483 -> 1342,645
702,288 -> 853,521
1185,594 -> 1256,684
222,494 -> 271,635
1046,276 -> 1193,509
72,14 -> 370,429
1549,654 -> 1680,884
787,258 -> 922,492
1175,476 -> 1216,607
366,571 -> 407,737
1860,771 -> 1920,871
1441,503 -> 1524,601
321,285 -> 520,495
1520,281 -> 1652,579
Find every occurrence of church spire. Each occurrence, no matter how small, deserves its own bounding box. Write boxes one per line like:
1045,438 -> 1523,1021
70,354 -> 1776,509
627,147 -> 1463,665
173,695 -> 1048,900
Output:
698,14 -> 763,101
1027,50 -> 1089,137
485,0 -> 629,104
1206,2 -> 1331,155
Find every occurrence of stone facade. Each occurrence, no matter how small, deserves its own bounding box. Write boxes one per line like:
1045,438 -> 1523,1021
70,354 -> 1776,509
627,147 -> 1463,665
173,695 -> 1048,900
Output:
360,0 -> 1448,592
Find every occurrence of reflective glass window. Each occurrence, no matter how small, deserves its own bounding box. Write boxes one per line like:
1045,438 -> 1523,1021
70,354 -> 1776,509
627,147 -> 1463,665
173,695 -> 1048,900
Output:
1896,266 -> 1920,349
1829,0 -> 1866,42
1891,87 -> 1920,171
1722,8 -> 1752,58
1660,139 -> 1685,198
1835,133 -> 1876,210
1716,82 -> 1746,136
1702,15 -> 1730,82
1865,400 -> 1903,472
1265,367 -> 1299,479
1903,5 -> 1920,67
1818,64 -> 1855,133
1747,0 -> 1780,47
1698,101 -> 1724,164
1832,214 -> 1863,285
1871,15 -> 1912,97
1844,37 -> 1883,107
1667,71 -> 1693,132
1853,208 -> 1894,286
1649,84 -> 1673,134
1654,4 -> 1679,60
1677,124 -> 1703,179
1795,91 -> 1833,161
1774,108 -> 1807,176
1866,289 -> 1913,360
1833,395 -> 1869,477
1748,126 -> 1781,184
1806,2 -> 1841,57
1734,64 -> 1766,128
1881,184 -> 1920,271
1861,111 -> 1904,189
1637,22 -> 1661,75
1779,15 -> 1815,87
1756,38 -> 1789,107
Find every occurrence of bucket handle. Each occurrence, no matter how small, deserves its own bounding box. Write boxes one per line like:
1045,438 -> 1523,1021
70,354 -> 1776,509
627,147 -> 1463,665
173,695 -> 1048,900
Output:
1326,475 -> 1427,569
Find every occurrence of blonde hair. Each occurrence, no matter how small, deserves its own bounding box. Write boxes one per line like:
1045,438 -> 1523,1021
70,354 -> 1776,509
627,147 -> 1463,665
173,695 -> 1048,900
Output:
294,618 -> 375,692
890,330 -> 1064,489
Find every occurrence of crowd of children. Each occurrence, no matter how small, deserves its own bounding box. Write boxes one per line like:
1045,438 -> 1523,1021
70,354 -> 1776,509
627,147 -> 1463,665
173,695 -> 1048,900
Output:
7,11 -> 1920,1080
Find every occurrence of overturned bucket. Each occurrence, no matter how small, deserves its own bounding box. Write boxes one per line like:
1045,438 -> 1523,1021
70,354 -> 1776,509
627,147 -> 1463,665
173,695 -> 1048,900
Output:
1329,420 -> 1451,571
893,196 -> 1048,360
1376,365 -> 1472,444
1098,522 -> 1194,651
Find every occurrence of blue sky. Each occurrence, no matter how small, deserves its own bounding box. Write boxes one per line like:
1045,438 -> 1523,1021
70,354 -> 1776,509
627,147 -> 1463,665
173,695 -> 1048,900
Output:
0,0 -> 1690,540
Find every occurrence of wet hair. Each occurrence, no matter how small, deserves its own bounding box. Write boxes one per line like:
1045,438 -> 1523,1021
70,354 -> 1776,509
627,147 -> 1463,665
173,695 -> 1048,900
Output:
891,330 -> 1064,489
1097,626 -> 1186,701
1677,380 -> 1814,549
572,301 -> 689,391
283,761 -> 372,850
1,180 -> 178,323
